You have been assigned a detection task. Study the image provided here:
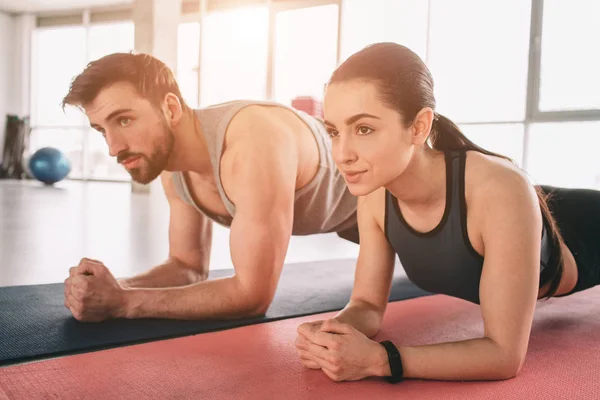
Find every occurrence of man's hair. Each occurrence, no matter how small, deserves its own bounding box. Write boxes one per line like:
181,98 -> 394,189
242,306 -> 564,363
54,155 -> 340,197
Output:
62,52 -> 188,110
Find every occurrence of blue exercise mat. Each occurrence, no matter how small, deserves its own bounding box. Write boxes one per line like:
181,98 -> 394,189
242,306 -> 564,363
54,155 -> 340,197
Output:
0,259 -> 430,366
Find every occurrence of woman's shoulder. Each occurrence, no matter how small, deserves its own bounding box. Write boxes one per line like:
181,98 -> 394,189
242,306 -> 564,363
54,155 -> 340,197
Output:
465,150 -> 530,185
464,150 -> 539,214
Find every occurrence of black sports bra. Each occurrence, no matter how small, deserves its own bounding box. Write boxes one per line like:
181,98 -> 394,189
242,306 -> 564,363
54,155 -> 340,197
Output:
384,151 -> 554,304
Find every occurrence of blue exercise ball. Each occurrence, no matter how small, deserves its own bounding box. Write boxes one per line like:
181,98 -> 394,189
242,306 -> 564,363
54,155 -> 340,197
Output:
28,147 -> 71,185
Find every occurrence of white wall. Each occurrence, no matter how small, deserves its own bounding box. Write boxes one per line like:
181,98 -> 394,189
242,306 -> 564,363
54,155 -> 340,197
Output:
0,12 -> 15,156
12,15 -> 34,119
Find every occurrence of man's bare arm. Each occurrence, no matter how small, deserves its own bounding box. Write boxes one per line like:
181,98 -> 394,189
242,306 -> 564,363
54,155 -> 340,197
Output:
119,171 -> 212,289
119,110 -> 299,319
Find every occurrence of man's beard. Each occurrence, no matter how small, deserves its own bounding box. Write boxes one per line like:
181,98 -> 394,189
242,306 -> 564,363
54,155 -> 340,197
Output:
122,127 -> 175,185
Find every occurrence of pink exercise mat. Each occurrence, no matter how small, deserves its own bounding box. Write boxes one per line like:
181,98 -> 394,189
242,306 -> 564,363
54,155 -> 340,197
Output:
1,287 -> 599,399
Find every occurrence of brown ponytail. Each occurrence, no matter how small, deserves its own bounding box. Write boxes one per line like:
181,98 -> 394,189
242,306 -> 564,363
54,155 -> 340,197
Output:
429,114 -> 507,157
329,42 -> 564,299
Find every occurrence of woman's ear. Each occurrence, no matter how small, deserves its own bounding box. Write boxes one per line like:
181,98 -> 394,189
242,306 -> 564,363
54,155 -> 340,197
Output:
411,107 -> 435,145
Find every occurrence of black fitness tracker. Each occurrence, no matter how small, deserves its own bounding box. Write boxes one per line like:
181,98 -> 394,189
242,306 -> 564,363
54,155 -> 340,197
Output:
380,340 -> 404,383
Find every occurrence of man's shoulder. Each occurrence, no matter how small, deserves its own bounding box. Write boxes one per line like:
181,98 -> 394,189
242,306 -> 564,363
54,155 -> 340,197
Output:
224,105 -> 296,152
229,103 -> 285,132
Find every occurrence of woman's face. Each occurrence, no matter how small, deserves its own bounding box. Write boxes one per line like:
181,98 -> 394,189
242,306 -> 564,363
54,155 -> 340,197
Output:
323,80 -> 415,196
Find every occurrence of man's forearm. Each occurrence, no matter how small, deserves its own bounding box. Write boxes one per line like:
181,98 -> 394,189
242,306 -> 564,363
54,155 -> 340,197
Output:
119,258 -> 206,289
121,276 -> 268,320
334,300 -> 383,338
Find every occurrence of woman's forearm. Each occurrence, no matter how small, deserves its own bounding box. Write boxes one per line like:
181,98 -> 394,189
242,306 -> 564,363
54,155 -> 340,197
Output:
334,300 -> 384,338
374,337 -> 524,381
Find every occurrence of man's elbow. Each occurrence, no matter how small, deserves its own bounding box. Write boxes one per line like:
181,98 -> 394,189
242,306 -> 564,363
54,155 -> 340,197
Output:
170,257 -> 208,284
248,301 -> 270,317
186,269 -> 208,285
245,298 -> 271,317
243,289 -> 275,317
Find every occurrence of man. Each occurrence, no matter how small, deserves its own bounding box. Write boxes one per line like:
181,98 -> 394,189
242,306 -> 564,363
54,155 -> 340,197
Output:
62,52 -> 357,322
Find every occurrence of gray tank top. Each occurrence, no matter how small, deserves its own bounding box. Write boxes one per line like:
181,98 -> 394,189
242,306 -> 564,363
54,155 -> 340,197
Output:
385,150 -> 552,304
171,100 -> 357,235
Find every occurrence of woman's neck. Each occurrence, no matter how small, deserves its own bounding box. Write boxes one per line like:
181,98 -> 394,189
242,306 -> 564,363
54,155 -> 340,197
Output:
385,148 -> 447,207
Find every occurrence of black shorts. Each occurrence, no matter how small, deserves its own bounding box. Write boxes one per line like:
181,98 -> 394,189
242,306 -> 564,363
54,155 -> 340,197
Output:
336,224 -> 360,245
538,185 -> 600,295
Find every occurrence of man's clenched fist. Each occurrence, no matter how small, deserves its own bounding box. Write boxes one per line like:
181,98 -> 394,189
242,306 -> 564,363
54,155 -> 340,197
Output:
64,258 -> 127,322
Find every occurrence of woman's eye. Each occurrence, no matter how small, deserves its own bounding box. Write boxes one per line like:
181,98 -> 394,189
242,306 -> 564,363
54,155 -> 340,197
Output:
119,118 -> 131,127
327,129 -> 339,138
357,126 -> 373,135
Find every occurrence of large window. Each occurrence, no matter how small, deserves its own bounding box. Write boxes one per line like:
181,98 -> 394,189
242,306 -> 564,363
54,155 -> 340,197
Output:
87,21 -> 135,181
340,0 -> 428,63
199,6 -> 269,107
523,0 -> 600,188
88,21 -> 135,62
538,0 -> 600,112
527,122 -> 600,189
31,26 -> 87,128
30,25 -> 87,179
177,22 -> 200,109
460,124 -> 525,168
31,1 -> 597,188
196,2 -> 341,108
427,0 -> 532,124
30,21 -> 135,181
272,4 -> 339,106
344,0 -> 600,190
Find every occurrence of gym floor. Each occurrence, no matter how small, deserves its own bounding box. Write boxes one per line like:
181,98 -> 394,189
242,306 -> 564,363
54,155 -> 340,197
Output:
0,179 -> 361,287
0,180 -> 167,287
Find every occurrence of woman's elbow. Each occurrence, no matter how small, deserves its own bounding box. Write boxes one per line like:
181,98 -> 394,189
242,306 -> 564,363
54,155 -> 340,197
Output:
495,353 -> 526,380
363,325 -> 381,339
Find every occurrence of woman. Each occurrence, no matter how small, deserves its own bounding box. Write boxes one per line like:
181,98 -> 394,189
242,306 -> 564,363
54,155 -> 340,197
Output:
294,42 -> 600,384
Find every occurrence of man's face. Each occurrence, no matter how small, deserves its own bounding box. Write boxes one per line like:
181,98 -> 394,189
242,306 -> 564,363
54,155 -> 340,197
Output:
85,82 -> 174,184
